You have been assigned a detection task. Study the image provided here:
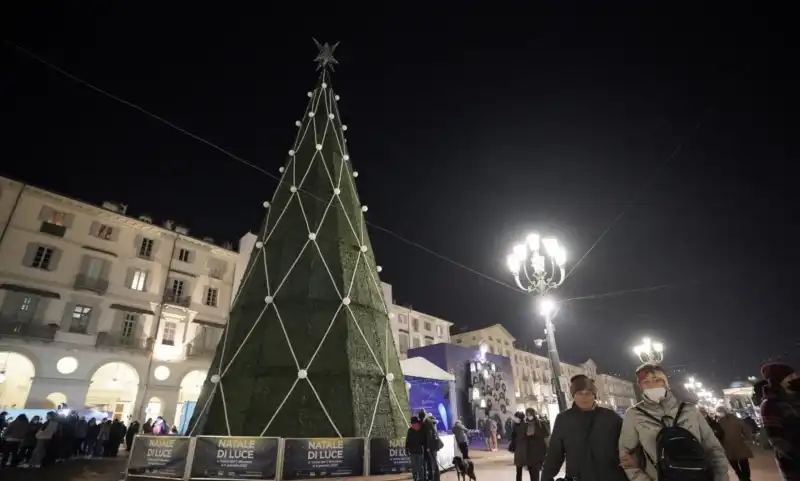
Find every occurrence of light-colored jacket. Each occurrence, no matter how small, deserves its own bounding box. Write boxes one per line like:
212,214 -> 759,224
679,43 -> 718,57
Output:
619,393 -> 729,481
452,421 -> 469,444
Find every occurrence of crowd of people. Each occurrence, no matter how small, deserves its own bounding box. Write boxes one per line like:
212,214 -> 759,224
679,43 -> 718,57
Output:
430,361 -> 798,481
0,411 -> 177,469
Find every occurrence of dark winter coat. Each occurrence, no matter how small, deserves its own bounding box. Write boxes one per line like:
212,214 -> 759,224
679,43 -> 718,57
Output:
542,406 -> 628,481
718,414 -> 753,461
421,417 -> 441,452
4,417 -> 30,441
761,392 -> 800,480
405,423 -> 425,455
510,419 -> 548,468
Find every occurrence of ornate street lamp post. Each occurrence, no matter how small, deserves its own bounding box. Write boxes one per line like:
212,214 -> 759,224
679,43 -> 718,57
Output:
633,337 -> 665,364
506,232 -> 568,412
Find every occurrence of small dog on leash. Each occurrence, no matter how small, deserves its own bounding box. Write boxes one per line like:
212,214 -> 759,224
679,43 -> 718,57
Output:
452,456 -> 476,481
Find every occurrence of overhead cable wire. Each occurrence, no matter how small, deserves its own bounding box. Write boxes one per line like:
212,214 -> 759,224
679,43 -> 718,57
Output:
5,41 -> 730,306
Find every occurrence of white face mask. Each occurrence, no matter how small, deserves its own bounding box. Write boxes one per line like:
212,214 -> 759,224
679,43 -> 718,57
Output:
513,417 -> 521,424
526,415 -> 534,421
643,387 -> 667,402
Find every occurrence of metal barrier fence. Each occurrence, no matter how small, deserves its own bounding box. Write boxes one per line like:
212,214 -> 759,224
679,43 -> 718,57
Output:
123,434 -> 455,481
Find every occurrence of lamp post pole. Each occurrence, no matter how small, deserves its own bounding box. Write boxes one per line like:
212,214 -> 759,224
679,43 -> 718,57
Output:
506,232 -> 569,412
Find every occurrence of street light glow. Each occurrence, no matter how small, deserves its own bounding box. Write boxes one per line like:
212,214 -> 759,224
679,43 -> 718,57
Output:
634,337 -> 665,364
507,230 -> 569,412
539,297 -> 556,317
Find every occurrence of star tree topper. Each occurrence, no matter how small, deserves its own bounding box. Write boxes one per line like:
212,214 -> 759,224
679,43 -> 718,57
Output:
313,38 -> 339,71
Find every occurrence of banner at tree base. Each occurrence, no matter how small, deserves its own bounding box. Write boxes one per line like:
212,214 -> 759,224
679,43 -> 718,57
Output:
191,436 -> 280,480
281,438 -> 364,480
127,435 -> 191,479
369,437 -> 411,475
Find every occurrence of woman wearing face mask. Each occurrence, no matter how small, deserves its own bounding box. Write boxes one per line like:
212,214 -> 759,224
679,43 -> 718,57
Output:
618,364 -> 730,481
759,362 -> 800,481
509,409 -> 548,481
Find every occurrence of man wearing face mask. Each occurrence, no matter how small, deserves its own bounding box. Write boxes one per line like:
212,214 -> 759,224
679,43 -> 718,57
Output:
541,375 -> 628,481
759,362 -> 800,480
619,364 -> 729,481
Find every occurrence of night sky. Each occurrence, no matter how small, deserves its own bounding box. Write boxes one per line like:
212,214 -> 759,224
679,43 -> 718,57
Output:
4,4 -> 798,389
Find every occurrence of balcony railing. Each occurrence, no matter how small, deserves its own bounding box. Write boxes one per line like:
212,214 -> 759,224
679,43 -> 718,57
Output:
40,221 -> 67,238
163,291 -> 191,308
74,274 -> 109,295
95,332 -> 149,351
0,318 -> 58,341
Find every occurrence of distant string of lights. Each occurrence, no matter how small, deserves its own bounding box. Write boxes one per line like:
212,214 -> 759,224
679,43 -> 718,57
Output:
5,41 -> 726,308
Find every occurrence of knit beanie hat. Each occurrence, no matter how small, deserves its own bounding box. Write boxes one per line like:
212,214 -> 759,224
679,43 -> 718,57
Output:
635,363 -> 670,388
761,362 -> 794,387
570,375 -> 597,396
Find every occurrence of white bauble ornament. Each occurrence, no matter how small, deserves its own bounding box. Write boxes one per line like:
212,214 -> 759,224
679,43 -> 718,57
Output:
295,120 -> 302,127
279,166 -> 285,173
255,241 -> 264,249
386,373 -> 395,382
342,125 -> 348,131
360,245 -> 368,253
308,112 -> 315,117
335,94 -> 340,101
262,201 -> 271,208
308,232 -> 317,240
322,82 -> 328,89
333,188 -> 341,195
353,171 -> 359,178
307,92 -> 313,98
328,113 -> 335,119
290,186 -> 298,193
342,297 -> 351,306
298,369 -> 308,379
210,374 -> 221,384
264,295 -> 274,304
289,149 -> 295,156
361,205 -> 368,212
315,144 -> 322,150
377,266 -> 383,273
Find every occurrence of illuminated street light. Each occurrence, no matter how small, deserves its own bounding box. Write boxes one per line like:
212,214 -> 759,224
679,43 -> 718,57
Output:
633,337 -> 665,364
507,231 -> 568,411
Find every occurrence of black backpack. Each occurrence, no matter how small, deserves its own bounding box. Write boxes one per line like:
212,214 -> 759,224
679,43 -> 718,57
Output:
635,402 -> 713,481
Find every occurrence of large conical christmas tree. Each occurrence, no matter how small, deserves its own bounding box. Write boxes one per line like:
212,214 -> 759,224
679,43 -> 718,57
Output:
188,41 -> 410,439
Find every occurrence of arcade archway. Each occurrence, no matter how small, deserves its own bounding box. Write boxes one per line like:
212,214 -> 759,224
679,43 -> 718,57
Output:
0,351 -> 35,408
86,362 -> 139,421
174,370 -> 206,428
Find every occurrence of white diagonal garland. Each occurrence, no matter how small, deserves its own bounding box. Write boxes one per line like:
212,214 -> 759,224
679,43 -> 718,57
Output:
207,69 -> 408,437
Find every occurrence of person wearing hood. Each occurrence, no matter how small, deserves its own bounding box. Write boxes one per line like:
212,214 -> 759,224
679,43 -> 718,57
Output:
406,416 -> 426,481
511,408 -> 548,481
541,375 -> 627,481
452,419 -> 469,459
759,362 -> 800,480
619,363 -> 729,481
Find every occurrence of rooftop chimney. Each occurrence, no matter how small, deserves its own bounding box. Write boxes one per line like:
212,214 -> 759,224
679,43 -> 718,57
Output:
175,225 -> 190,235
163,220 -> 175,230
138,215 -> 153,223
119,203 -> 129,215
222,241 -> 233,250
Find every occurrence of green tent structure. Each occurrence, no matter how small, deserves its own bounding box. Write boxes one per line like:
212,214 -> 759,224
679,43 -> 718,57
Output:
187,41 -> 410,439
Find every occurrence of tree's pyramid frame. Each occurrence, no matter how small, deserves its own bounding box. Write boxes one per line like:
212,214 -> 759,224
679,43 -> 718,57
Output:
188,43 -> 410,439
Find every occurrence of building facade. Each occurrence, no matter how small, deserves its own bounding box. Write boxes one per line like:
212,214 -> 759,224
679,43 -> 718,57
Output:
451,324 -> 636,412
381,282 -> 452,358
0,177 -> 239,428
